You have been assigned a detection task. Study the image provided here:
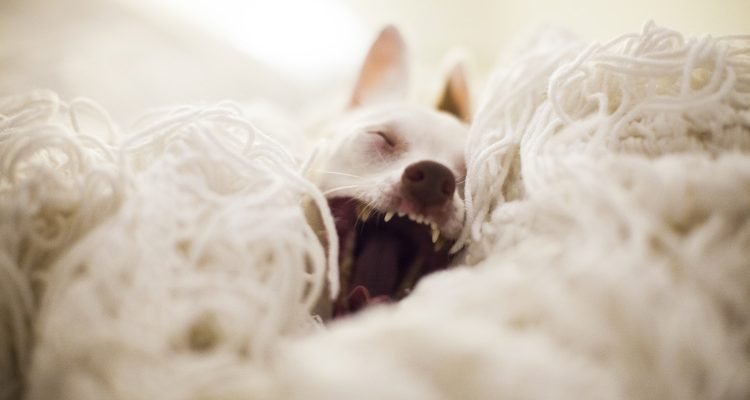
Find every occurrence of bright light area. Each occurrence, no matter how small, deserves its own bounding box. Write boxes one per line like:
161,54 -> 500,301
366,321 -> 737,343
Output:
152,0 -> 368,81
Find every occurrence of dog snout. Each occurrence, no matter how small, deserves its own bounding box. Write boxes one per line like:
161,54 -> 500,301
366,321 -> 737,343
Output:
401,160 -> 456,207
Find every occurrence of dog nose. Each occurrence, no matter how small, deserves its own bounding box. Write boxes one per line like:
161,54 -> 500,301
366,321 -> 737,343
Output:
401,160 -> 456,207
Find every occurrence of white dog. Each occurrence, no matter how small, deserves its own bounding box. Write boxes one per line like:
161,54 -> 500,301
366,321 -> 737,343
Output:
310,26 -> 471,317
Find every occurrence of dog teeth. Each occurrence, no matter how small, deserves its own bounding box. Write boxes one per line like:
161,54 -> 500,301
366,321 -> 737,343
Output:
402,213 -> 437,226
380,209 -> 444,245
434,236 -> 445,251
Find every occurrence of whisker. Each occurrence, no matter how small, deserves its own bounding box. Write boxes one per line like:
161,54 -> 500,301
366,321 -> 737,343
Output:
363,198 -> 384,228
363,198 -> 381,213
315,170 -> 364,178
323,185 -> 365,195
355,201 -> 377,221
342,197 -> 362,207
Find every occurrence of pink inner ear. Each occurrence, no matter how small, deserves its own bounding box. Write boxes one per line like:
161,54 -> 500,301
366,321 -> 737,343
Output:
350,26 -> 409,108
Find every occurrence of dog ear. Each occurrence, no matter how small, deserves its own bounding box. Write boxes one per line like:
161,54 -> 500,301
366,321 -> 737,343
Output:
349,25 -> 408,108
436,63 -> 471,122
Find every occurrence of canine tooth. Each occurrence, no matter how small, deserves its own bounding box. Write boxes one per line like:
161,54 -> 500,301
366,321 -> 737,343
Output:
384,212 -> 394,222
431,227 -> 440,243
434,237 -> 445,251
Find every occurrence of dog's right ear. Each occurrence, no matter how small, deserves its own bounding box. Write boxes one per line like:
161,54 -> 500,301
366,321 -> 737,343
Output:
349,25 -> 408,108
436,62 -> 471,122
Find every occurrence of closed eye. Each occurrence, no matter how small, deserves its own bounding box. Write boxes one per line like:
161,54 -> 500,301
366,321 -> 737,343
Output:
367,130 -> 396,147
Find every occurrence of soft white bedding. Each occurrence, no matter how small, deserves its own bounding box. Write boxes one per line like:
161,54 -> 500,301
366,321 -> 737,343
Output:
1,22 -> 749,400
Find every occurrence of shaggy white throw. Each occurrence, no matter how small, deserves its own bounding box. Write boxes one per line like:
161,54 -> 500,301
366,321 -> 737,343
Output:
1,22 -> 749,400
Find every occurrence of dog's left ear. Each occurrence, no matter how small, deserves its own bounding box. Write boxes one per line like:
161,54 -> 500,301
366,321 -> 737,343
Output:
436,63 -> 471,123
349,25 -> 409,108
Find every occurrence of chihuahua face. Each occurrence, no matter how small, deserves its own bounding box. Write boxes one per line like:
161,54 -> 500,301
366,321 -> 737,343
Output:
314,26 -> 470,316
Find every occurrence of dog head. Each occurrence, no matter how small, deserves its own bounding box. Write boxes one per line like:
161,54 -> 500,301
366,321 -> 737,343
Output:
315,26 -> 470,316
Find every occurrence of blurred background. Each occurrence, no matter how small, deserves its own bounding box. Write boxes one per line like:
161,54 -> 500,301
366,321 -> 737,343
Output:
1,0 -> 748,122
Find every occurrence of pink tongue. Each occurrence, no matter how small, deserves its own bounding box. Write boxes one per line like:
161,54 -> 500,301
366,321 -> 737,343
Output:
351,232 -> 402,297
346,286 -> 391,313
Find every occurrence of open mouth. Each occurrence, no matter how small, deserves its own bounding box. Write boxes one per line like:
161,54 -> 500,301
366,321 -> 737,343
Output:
328,197 -> 456,316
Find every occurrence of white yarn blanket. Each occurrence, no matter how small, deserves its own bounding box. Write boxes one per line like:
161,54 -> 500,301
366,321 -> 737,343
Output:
2,22 -> 749,400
